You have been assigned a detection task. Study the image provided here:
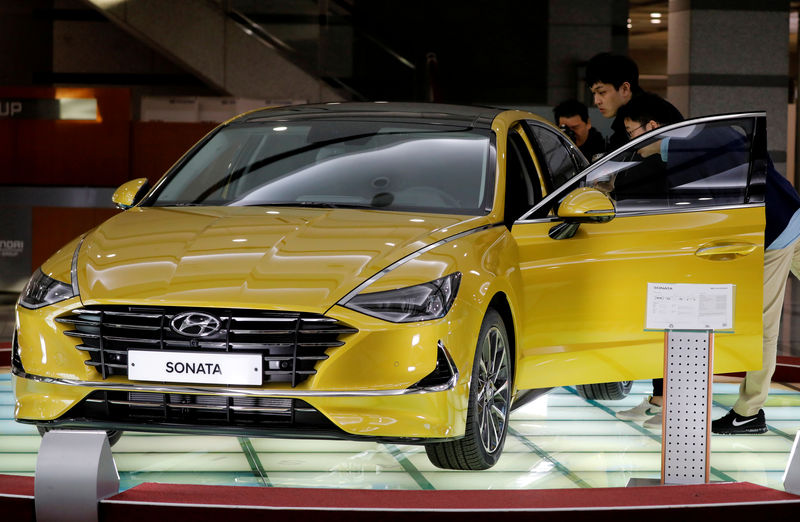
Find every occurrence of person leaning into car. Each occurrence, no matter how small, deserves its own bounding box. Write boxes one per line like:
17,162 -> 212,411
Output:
553,99 -> 606,162
607,93 -> 684,429
711,156 -> 800,434
611,93 -> 800,435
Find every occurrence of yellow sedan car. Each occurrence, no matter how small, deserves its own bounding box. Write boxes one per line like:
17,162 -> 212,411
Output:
13,103 -> 765,470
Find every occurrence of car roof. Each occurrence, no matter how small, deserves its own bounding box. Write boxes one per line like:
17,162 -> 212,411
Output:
236,102 -> 505,129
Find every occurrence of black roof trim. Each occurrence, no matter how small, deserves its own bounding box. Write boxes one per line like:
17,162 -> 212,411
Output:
238,102 -> 503,129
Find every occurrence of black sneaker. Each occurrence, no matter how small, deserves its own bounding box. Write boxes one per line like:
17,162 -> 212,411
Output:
711,409 -> 767,434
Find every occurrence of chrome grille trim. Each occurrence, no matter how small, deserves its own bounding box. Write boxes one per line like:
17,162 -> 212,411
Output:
13,367 -> 458,396
84,361 -> 127,369
58,305 -> 357,387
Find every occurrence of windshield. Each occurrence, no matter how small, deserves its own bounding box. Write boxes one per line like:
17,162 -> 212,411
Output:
146,121 -> 495,215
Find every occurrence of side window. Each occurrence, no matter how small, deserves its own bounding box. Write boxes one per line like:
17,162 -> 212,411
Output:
526,124 -> 580,192
504,131 -> 542,224
586,118 -> 755,213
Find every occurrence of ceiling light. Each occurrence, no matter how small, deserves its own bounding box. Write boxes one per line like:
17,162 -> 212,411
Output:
651,18 -> 662,24
650,12 -> 662,18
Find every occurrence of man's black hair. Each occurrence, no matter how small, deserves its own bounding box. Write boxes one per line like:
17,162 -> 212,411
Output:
585,53 -> 642,93
553,99 -> 589,123
616,93 -> 684,127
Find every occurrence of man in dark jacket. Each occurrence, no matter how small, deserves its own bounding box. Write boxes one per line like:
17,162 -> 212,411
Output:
611,93 -> 684,428
610,92 -> 800,434
585,53 -> 644,152
553,99 -> 605,162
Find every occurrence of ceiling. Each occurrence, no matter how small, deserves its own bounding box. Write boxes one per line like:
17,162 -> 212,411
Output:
627,0 -> 798,53
625,1 -> 799,94
627,0 -> 669,52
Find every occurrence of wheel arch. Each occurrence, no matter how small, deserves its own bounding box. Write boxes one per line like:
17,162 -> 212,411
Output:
487,292 -> 516,378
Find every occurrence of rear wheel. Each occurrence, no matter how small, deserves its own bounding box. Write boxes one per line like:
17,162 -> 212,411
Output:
425,309 -> 512,470
37,426 -> 124,447
576,381 -> 633,400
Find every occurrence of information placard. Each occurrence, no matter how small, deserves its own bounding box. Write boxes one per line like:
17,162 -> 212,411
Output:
645,283 -> 734,330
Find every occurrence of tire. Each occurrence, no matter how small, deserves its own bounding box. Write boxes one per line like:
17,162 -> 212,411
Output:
37,426 -> 124,447
425,309 -> 512,470
576,381 -> 633,400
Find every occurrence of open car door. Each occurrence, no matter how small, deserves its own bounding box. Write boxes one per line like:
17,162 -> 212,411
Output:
512,113 -> 767,390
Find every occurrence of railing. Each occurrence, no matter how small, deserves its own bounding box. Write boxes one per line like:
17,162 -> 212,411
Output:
223,0 -> 419,101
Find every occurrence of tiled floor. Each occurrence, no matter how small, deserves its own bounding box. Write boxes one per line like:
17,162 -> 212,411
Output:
2,373 -> 798,492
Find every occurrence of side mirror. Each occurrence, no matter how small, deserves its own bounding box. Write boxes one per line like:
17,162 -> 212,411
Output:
549,187 -> 615,240
112,178 -> 150,209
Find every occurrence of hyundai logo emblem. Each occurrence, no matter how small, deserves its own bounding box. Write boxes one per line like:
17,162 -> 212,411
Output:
170,312 -> 221,337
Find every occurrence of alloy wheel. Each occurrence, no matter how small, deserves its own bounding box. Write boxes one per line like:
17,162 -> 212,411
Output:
476,325 -> 510,454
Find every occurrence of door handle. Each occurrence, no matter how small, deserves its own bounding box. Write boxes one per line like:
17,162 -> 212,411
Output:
695,242 -> 758,260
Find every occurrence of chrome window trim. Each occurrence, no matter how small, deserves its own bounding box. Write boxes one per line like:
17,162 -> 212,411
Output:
12,367 -> 456,397
336,223 -> 501,305
513,201 -> 765,225
517,112 -> 766,223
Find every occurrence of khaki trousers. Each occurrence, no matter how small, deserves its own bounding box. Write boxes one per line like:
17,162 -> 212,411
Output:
733,239 -> 800,416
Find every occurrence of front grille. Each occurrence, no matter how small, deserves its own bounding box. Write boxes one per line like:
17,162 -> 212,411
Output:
73,390 -> 326,428
56,306 -> 357,386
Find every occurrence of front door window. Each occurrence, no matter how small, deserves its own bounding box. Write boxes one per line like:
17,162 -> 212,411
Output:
584,117 -> 760,213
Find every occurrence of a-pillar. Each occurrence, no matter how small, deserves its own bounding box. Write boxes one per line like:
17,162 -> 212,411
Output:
667,0 -> 790,174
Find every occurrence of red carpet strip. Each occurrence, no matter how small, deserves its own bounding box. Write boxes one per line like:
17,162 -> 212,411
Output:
104,481 -> 800,510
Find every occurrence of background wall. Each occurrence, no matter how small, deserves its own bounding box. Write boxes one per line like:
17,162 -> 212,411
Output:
0,84 -> 216,291
0,0 -> 794,293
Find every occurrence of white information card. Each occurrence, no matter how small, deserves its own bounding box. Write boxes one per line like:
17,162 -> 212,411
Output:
645,283 -> 734,331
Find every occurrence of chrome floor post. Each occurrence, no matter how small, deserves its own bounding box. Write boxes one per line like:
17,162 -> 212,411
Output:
34,430 -> 119,522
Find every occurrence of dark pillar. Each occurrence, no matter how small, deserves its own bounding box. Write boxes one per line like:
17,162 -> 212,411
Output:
547,0 -> 628,105
0,0 -> 53,85
667,0 -> 790,174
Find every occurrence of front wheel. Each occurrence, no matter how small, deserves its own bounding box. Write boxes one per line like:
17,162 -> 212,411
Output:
425,309 -> 512,470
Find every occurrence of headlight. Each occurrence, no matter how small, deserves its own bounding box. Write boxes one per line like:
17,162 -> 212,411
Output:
344,272 -> 461,323
19,269 -> 74,309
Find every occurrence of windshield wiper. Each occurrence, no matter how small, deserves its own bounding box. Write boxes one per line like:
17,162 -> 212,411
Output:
246,201 -> 375,209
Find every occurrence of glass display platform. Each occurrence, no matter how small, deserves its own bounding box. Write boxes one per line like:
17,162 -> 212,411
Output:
2,372 -> 798,492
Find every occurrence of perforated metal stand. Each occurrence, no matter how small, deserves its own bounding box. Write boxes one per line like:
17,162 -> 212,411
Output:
661,330 -> 713,485
34,430 -> 119,522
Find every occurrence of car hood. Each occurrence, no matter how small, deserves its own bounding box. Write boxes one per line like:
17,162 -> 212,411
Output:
78,206 -> 486,312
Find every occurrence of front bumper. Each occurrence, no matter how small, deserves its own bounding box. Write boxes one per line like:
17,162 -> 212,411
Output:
13,300 -> 478,441
13,368 -> 466,441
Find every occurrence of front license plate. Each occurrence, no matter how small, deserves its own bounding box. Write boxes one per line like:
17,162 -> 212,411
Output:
128,350 -> 263,385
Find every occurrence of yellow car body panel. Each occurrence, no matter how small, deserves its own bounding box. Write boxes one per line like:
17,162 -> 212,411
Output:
513,206 -> 764,389
76,206 -> 486,310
